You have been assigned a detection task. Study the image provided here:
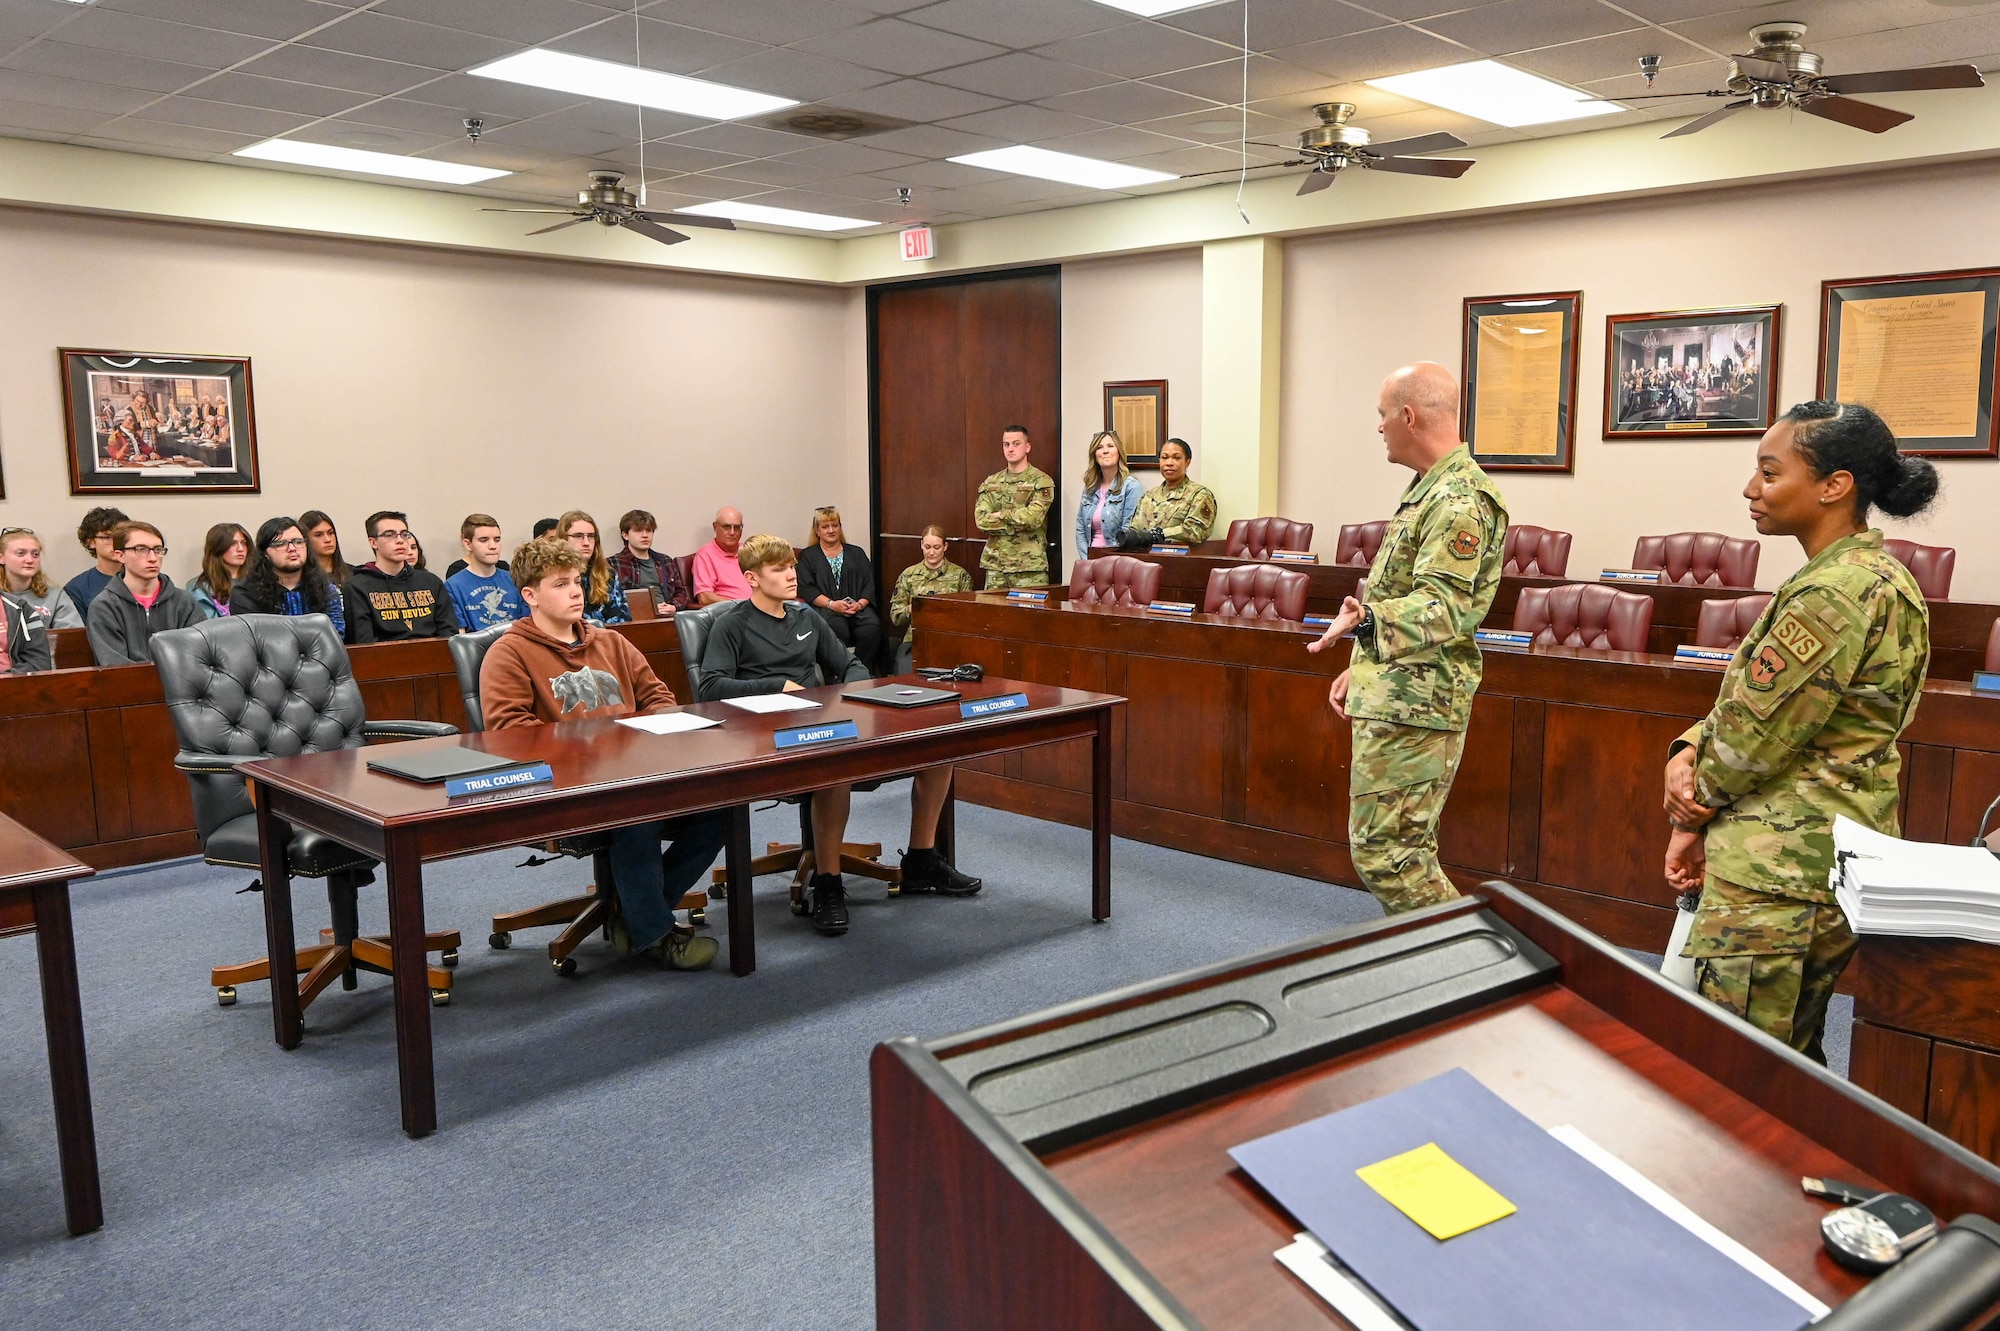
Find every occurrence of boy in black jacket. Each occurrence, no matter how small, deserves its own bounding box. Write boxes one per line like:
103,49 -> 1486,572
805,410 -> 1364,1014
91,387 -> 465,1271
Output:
345,511 -> 459,643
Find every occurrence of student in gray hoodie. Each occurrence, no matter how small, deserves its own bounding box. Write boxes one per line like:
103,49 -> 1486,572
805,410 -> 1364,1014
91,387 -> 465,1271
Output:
2,591 -> 54,674
86,520 -> 201,666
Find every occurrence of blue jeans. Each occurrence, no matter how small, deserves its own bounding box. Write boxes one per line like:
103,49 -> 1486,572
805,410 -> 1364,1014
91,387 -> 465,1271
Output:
608,809 -> 731,951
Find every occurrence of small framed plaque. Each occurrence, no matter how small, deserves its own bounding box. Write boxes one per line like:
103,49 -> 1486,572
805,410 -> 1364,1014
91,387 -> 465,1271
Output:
1819,267 -> 2000,458
1103,379 -> 1167,469
1461,292 -> 1581,473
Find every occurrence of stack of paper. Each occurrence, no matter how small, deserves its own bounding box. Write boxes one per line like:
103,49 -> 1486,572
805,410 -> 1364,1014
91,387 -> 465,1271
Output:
1833,815 -> 2000,943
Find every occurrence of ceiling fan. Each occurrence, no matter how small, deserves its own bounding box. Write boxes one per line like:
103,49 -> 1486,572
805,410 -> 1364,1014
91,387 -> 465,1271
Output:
480,170 -> 737,246
1274,102 -> 1478,194
1631,22 -> 1985,138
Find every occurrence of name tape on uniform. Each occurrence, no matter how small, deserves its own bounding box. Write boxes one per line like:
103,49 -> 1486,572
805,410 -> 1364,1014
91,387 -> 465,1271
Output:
446,763 -> 553,798
961,692 -> 1030,719
1006,589 -> 1049,603
774,719 -> 860,749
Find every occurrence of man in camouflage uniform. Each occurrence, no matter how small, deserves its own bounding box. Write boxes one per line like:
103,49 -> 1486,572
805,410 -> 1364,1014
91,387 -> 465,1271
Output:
974,424 -> 1055,591
1665,529 -> 1930,1062
1130,437 -> 1218,545
1307,363 -> 1507,915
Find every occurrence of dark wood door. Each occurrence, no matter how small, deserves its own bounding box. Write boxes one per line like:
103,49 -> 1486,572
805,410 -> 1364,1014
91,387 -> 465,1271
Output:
871,269 -> 1061,602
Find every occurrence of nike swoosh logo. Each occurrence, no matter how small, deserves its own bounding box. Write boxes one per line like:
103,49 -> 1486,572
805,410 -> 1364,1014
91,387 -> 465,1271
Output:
796,631 -> 812,640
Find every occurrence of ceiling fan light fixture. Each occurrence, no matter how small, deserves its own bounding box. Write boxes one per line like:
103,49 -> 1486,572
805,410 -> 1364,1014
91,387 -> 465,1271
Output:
675,201 -> 873,232
235,138 -> 510,185
1368,60 -> 1623,128
469,49 -> 796,121
950,145 -> 1176,190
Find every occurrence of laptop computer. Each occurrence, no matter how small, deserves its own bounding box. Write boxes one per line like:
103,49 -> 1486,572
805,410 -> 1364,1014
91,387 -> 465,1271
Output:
841,683 -> 962,708
366,745 -> 524,784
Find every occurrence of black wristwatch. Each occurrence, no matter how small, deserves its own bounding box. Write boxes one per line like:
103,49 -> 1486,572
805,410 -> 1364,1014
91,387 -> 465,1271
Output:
1355,605 -> 1376,649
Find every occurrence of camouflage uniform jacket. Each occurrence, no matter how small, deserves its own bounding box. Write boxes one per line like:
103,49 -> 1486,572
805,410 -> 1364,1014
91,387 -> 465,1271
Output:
1674,529 -> 1929,903
974,464 -> 1055,571
1349,445 -> 1508,733
1131,478 -> 1218,545
890,558 -> 972,628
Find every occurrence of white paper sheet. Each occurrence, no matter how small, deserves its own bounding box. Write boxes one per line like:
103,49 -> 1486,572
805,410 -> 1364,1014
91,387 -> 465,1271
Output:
616,712 -> 721,735
721,693 -> 822,714
1274,1234 -> 1411,1331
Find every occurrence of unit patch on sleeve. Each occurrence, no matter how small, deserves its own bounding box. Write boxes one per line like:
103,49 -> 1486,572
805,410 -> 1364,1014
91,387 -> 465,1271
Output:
1747,645 -> 1788,691
1448,528 -> 1481,560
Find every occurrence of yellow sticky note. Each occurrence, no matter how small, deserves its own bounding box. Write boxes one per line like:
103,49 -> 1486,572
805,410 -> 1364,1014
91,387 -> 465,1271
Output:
1355,1142 -> 1517,1240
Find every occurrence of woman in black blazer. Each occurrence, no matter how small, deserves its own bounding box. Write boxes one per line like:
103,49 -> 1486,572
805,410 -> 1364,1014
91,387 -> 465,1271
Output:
796,505 -> 883,674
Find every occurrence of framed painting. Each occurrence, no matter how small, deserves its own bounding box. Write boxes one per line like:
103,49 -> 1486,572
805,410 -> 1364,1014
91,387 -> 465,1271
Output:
1605,305 -> 1781,439
1461,292 -> 1580,473
61,348 -> 260,494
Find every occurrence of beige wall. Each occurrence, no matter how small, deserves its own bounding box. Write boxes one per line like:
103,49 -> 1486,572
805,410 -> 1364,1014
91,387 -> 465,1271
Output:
0,206 -> 864,593
1059,250 -> 1204,572
1281,161 -> 2000,601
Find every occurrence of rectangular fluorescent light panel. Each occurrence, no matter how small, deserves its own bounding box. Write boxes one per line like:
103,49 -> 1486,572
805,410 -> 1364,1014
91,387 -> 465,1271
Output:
949,146 -> 1176,190
676,201 -> 872,232
1087,0 -> 1233,15
235,139 -> 509,185
1367,60 -> 1622,128
470,49 -> 795,121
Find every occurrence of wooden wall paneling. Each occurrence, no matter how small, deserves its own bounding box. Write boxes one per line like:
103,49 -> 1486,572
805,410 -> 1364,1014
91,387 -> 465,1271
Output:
1437,695 -> 1512,875
874,281 -> 970,570
1120,655 -> 1229,813
1848,1022 -> 1932,1122
52,628 -> 91,671
1219,668 -> 1250,826
1010,641 -> 1105,791
1899,742 -> 1954,844
358,678 -> 418,725
958,273 -> 1061,551
1946,749 -> 2000,845
2,712 -> 99,848
1242,668 -> 1348,841
114,705 -> 195,838
1928,1042 -> 2000,1163
1850,935 -> 2000,1052
1508,699 -> 1546,881
1538,704 -> 1691,904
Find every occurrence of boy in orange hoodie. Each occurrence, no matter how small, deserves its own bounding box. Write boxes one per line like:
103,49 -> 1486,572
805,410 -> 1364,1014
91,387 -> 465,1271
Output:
481,537 -> 724,970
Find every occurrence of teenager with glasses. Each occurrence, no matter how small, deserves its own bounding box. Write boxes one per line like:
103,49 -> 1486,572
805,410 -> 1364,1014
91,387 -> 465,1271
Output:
344,511 -> 460,643
230,517 -> 346,637
85,520 -> 201,665
554,510 -> 630,627
63,506 -> 130,615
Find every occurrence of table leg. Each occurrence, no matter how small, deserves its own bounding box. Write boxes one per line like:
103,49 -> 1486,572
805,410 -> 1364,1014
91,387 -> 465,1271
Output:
1092,709 -> 1112,922
255,795 -> 303,1050
33,878 -> 102,1236
726,804 -> 755,976
384,831 -> 436,1138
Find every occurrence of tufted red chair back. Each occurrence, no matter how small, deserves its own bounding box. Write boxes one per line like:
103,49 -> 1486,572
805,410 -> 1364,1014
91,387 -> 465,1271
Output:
1068,555 -> 1162,608
1224,517 -> 1315,560
1694,594 -> 1773,650
1987,617 -> 2000,673
1631,531 -> 1759,588
1501,525 -> 1572,578
1335,521 -> 1389,567
1884,539 -> 1955,601
1202,565 -> 1310,622
675,554 -> 695,592
1514,584 -> 1653,653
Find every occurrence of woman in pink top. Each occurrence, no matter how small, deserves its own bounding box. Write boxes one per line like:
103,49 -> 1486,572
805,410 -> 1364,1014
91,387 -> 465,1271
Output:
1073,430 -> 1144,557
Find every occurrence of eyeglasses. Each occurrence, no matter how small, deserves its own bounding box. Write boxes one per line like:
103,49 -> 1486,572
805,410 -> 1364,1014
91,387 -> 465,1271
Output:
716,523 -> 744,531
121,544 -> 167,557
266,537 -> 307,550
373,530 -> 415,542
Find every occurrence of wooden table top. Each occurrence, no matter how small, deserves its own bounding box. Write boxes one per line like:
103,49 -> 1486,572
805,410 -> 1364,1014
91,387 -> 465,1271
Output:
0,811 -> 93,891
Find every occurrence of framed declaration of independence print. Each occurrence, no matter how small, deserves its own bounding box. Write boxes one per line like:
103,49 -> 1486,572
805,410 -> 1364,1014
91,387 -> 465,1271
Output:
1604,305 -> 1781,440
1819,268 -> 2000,458
61,347 -> 261,495
1102,379 -> 1166,469
1461,291 -> 1580,473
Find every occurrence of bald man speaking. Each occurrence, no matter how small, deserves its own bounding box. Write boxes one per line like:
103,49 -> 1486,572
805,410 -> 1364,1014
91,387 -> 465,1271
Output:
1307,362 -> 1509,914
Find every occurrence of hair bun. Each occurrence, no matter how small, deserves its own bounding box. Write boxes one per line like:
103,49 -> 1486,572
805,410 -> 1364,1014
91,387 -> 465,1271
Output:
1878,454 -> 1940,519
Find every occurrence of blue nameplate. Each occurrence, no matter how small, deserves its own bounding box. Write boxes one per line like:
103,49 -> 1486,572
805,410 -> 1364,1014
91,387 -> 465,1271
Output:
1675,645 -> 1735,666
446,763 -> 552,798
1974,670 -> 2000,696
1150,543 -> 1190,555
1474,630 -> 1534,650
961,692 -> 1030,719
1269,549 -> 1319,564
1302,614 -> 1335,627
1147,600 -> 1197,616
1600,568 -> 1663,584
774,719 -> 860,749
1006,589 -> 1049,603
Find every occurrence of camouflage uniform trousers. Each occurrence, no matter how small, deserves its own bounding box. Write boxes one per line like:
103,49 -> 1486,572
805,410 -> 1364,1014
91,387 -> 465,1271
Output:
1348,718 -> 1468,915
1682,872 -> 1857,1065
983,567 -> 1050,592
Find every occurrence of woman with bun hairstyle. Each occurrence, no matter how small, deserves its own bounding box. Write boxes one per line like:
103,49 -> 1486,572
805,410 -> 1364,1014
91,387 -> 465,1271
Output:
1662,400 -> 1939,1062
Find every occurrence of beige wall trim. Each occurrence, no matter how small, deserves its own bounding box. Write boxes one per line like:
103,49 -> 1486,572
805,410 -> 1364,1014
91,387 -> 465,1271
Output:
1200,236 -> 1283,530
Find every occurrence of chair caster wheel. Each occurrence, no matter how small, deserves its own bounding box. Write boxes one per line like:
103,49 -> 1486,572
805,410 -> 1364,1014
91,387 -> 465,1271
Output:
553,956 -> 578,978
431,989 -> 450,1007
441,947 -> 459,967
790,897 -> 808,916
690,907 -> 706,926
711,882 -> 729,901
489,931 -> 511,950
216,986 -> 237,1007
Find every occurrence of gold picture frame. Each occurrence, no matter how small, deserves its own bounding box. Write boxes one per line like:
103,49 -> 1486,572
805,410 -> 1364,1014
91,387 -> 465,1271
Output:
1103,379 -> 1166,468
1818,267 -> 2000,458
1461,292 -> 1581,473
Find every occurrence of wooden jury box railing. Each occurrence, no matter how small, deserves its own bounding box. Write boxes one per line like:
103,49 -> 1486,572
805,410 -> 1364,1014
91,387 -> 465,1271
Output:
913,590 -> 2000,954
0,623 -> 689,871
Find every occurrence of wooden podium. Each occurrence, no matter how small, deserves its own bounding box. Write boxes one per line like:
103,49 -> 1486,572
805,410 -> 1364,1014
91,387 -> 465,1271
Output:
873,883 -> 2000,1330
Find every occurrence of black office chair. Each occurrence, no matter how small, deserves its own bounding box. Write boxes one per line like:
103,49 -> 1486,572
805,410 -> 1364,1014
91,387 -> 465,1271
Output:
152,614 -> 463,1011
673,604 -> 903,916
447,623 -> 708,978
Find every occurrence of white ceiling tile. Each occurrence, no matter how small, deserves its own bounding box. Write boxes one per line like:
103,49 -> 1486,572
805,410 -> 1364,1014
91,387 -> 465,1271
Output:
124,95 -> 315,137
1137,104 -> 1295,142
1509,27 -> 1714,86
1613,0 -> 1782,21
777,138 -> 926,173
928,50 -> 1116,100
1039,123 -> 1195,158
941,101 -> 1111,141
477,118 -> 633,156
1350,105 -> 1494,139
197,71 -> 374,116
591,140 -> 744,174
330,96 -> 520,137
1417,0 -> 1642,57
0,97 -> 112,135
0,7 -> 78,50
409,71 -> 585,119
641,0 -> 880,46
442,144 -> 576,173
96,0 -> 354,42
1033,21 -> 1236,79
302,13 -> 515,71
4,41 -> 214,95
373,0 -> 615,46
1037,77 -> 1215,122
1338,0 -> 1479,18
665,121 -> 821,155
1248,80 -> 1428,123
92,117 -> 257,153
878,156 -> 994,185
1275,25 -> 1476,82
1145,55 -> 1339,103
1667,0 -> 1978,56
853,122 -> 1006,156
313,121 -> 454,152
240,44 -> 440,94
1814,15 -> 2000,73
1117,140 -> 1254,174
1580,57 -> 1731,98
544,97 -> 709,138
697,46 -> 897,102
945,172 -> 1101,203
48,8 -> 276,68
901,0 -> 1125,48
542,17 -> 764,73
710,155 -> 844,187
0,66 -> 160,115
793,17 -> 1004,77
834,76 -> 1005,121
641,172 -> 754,199
1161,0 -> 1390,49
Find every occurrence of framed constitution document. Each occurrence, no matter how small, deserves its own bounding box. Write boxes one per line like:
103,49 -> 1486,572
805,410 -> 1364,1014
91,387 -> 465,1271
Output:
1604,305 -> 1780,439
1819,268 -> 2000,458
1103,380 -> 1166,469
1461,292 -> 1580,473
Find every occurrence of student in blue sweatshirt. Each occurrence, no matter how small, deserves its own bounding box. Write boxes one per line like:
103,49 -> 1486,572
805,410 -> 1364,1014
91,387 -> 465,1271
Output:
445,513 -> 526,630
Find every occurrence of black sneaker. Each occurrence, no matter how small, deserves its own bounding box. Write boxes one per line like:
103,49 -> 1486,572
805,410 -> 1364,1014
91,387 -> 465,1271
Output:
900,847 -> 983,897
809,873 -> 849,936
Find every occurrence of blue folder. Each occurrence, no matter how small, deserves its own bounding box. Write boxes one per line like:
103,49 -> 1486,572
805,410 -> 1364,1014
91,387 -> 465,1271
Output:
1229,1068 -> 1813,1331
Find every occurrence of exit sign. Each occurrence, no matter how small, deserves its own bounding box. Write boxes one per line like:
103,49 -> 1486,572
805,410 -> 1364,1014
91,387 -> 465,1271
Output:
900,225 -> 935,261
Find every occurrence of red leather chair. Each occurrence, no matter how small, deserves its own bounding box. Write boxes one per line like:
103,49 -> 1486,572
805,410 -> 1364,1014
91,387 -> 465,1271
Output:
1884,539 -> 1955,600
1203,565 -> 1309,623
1501,525 -> 1572,578
1224,517 -> 1315,560
1631,532 -> 1760,588
1694,594 -> 1773,650
1513,584 -> 1653,653
1987,617 -> 1999,673
1068,555 -> 1161,608
1335,521 -> 1389,567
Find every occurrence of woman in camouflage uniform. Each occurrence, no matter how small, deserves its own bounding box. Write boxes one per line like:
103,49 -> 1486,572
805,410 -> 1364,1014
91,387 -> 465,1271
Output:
891,524 -> 973,630
1664,400 -> 1938,1062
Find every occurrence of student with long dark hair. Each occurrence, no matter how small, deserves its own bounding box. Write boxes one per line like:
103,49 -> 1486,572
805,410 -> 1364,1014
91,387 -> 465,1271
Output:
300,510 -> 354,588
189,522 -> 253,618
231,517 -> 346,639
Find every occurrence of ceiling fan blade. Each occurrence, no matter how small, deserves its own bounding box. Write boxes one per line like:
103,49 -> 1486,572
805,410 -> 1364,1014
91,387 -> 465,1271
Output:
635,208 -> 736,231
1661,98 -> 1753,138
1801,94 -> 1915,132
621,215 -> 692,246
1296,168 -> 1337,196
1367,154 -> 1475,178
479,207 -> 588,215
1615,90 -> 1733,101
526,216 -> 591,236
1734,55 -> 1794,83
1822,64 -> 1985,95
1363,131 -> 1468,158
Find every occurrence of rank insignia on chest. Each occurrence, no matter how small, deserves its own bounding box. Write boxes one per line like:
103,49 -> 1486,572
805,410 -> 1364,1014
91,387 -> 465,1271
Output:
1748,644 -> 1787,690
1449,528 -> 1480,559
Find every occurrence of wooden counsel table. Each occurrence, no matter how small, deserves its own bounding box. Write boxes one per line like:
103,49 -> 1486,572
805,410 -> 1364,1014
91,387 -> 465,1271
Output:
1,812 -> 102,1236
236,676 -> 1122,1138
1848,933 -> 2000,1163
